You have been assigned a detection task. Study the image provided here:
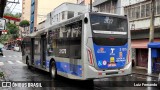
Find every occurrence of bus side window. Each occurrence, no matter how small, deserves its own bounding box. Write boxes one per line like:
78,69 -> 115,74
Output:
56,29 -> 60,39
70,21 -> 82,59
66,26 -> 71,38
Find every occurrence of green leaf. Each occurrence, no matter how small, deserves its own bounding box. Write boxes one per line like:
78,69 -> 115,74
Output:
19,20 -> 30,28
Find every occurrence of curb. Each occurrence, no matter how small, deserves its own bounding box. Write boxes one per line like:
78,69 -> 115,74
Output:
132,72 -> 159,78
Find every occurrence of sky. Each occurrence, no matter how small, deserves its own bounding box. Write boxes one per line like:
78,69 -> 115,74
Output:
6,0 -> 22,14
5,0 -> 92,14
6,0 -> 77,14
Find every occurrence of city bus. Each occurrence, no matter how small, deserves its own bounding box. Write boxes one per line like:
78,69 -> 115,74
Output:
22,12 -> 132,80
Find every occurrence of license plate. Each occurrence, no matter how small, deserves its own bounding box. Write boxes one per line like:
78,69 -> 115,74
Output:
110,57 -> 115,63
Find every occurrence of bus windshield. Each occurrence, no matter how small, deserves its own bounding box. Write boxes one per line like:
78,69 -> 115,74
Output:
90,13 -> 128,46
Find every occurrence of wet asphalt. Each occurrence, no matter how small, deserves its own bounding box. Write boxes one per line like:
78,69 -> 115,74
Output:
0,50 -> 159,90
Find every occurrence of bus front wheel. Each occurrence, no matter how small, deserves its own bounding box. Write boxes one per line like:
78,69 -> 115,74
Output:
50,61 -> 57,79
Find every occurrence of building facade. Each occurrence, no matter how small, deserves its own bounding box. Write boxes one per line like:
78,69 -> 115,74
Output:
77,0 -> 91,5
22,0 -> 31,21
37,20 -> 45,31
92,0 -> 160,68
30,0 -> 38,33
28,0 -> 77,33
21,0 -> 32,36
124,0 -> 160,68
44,2 -> 88,28
93,0 -> 122,15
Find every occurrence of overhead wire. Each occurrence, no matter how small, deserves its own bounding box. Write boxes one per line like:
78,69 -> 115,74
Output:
10,3 -> 17,13
5,0 -> 20,14
9,3 -> 13,11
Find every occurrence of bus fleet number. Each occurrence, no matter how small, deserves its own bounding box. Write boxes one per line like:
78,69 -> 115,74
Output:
59,49 -> 66,54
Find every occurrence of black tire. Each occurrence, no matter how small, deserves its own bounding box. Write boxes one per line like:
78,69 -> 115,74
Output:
50,61 -> 57,79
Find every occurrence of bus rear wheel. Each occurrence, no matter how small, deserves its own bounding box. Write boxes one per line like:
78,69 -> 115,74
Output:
50,61 -> 57,79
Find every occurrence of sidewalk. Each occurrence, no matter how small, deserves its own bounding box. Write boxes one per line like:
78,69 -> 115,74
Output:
0,68 -> 5,81
132,67 -> 159,78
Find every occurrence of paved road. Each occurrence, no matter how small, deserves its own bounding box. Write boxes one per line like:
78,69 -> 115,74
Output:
0,50 -> 22,65
0,50 -> 159,90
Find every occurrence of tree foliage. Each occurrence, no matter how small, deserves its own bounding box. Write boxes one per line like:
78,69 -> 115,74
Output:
6,23 -> 19,34
19,20 -> 30,28
4,13 -> 21,18
6,23 -> 19,39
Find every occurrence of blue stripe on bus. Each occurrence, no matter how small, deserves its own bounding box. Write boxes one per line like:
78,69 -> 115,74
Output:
35,60 -> 40,66
35,60 -> 50,68
56,62 -> 82,77
35,60 -> 82,77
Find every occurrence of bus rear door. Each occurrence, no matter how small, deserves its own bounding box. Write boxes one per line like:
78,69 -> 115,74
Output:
40,35 -> 47,68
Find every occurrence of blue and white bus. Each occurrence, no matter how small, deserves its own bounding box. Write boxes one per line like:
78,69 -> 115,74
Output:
22,12 -> 132,80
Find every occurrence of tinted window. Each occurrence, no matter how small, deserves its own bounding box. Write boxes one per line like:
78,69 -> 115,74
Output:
90,14 -> 128,46
48,20 -> 82,59
90,14 -> 127,32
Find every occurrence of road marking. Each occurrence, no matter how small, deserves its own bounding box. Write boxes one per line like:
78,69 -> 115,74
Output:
8,61 -> 14,64
0,62 -> 4,66
2,56 -> 6,57
16,61 -> 23,64
8,56 -> 12,57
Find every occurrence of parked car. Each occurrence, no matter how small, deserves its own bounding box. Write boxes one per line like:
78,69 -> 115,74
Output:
0,48 -> 3,56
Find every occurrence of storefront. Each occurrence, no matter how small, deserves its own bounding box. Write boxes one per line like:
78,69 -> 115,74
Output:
131,39 -> 160,68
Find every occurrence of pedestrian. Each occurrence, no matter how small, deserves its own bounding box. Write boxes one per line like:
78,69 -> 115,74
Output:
132,59 -> 135,67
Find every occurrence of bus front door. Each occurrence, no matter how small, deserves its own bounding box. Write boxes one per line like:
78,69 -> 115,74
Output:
40,35 -> 46,68
31,38 -> 34,65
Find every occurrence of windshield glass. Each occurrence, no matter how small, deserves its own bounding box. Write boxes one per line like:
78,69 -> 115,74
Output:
90,14 -> 127,32
90,13 -> 128,46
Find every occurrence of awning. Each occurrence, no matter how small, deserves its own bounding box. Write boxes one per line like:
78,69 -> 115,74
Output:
131,39 -> 160,49
148,42 -> 160,48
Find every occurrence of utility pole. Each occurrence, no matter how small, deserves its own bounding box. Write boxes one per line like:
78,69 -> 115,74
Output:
148,0 -> 155,75
90,0 -> 92,12
149,0 -> 155,42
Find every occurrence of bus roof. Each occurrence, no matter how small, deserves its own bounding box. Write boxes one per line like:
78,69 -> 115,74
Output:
90,12 -> 127,20
27,29 -> 46,37
91,12 -> 126,17
26,12 -> 127,37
